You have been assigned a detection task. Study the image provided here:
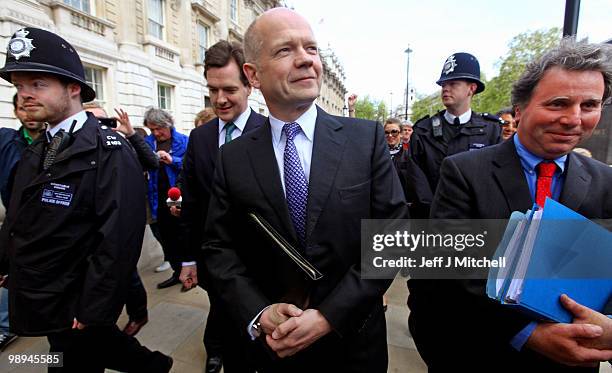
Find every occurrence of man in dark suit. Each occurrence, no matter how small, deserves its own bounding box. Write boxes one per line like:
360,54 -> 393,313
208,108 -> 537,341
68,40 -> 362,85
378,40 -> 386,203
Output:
178,40 -> 265,373
408,39 -> 612,371
201,8 -> 407,372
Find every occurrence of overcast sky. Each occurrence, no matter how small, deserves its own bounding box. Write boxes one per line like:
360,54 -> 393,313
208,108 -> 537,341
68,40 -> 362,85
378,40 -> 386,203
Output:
287,0 -> 611,109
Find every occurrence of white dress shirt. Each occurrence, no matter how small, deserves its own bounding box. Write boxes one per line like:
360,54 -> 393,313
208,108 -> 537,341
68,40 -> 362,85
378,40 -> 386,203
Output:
46,110 -> 89,139
268,104 -> 317,193
218,107 -> 252,147
246,103 -> 318,338
443,109 -> 472,125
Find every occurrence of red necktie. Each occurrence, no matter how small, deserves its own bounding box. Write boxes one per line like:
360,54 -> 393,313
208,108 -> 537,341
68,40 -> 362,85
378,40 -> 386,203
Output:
535,162 -> 557,208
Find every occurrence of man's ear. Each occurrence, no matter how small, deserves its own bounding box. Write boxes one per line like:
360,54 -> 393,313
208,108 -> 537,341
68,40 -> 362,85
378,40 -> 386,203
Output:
469,82 -> 477,97
67,82 -> 82,100
514,105 -> 522,123
243,63 -> 260,89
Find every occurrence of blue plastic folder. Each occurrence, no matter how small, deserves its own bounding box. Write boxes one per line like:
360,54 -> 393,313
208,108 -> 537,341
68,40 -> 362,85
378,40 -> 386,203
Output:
487,198 -> 612,323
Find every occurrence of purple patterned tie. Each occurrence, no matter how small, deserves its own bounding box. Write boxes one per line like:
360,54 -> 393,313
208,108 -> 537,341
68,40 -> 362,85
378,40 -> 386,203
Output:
283,122 -> 308,245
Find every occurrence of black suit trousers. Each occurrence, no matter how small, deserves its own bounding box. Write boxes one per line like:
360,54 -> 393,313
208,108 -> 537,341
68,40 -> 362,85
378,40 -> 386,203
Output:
47,325 -> 168,373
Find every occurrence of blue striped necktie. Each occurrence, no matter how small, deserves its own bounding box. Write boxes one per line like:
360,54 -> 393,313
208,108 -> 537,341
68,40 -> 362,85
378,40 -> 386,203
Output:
283,122 -> 308,245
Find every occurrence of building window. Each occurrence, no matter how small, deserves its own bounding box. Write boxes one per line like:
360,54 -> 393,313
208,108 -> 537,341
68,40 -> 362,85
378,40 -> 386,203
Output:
64,0 -> 91,13
197,23 -> 209,63
158,83 -> 173,110
84,66 -> 104,103
148,0 -> 164,39
230,0 -> 238,22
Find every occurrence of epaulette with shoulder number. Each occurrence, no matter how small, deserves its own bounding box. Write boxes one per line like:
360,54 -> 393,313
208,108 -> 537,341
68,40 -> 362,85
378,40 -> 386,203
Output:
479,112 -> 505,125
98,125 -> 124,149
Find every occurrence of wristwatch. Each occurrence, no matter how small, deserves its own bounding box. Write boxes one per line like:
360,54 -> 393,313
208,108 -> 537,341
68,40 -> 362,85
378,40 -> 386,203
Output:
251,320 -> 262,338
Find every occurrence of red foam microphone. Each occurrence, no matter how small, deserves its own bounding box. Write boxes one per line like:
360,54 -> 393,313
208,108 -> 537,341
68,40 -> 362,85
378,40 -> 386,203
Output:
166,187 -> 182,207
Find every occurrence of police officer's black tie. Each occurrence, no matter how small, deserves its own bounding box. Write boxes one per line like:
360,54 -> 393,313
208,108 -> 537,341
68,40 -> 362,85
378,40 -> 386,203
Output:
453,117 -> 461,126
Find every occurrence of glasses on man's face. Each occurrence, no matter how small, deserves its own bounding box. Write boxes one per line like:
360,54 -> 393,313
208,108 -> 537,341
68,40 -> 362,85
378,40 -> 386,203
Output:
501,120 -> 510,125
385,130 -> 400,136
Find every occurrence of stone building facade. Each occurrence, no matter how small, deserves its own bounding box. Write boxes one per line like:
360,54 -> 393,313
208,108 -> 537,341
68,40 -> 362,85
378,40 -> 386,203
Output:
1,0 -> 348,132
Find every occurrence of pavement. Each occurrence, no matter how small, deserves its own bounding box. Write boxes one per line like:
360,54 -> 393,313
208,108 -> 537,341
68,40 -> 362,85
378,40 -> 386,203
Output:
0,258 -> 427,372
1,232 -> 610,372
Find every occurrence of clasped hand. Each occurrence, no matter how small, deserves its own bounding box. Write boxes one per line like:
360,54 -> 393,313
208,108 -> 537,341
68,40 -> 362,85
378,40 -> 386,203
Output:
259,303 -> 332,358
526,294 -> 612,367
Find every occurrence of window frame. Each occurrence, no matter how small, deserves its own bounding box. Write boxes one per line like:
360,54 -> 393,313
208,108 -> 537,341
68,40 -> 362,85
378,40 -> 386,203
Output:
63,0 -> 92,14
157,83 -> 173,111
197,22 -> 209,63
148,0 -> 165,40
83,65 -> 105,104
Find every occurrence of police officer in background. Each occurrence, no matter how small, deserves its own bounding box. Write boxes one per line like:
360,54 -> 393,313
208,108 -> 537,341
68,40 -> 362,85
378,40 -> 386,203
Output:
409,52 -> 502,214
0,28 -> 172,372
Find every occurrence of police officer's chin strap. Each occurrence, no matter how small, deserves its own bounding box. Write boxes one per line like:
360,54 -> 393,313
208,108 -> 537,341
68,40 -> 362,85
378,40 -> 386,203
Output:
43,119 -> 77,171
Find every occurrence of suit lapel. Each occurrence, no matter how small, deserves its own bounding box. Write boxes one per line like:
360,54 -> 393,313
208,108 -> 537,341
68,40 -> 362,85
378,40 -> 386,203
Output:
306,107 -> 347,238
244,111 -> 261,133
559,153 -> 590,211
204,119 -> 220,169
491,140 -> 533,213
246,120 -> 297,241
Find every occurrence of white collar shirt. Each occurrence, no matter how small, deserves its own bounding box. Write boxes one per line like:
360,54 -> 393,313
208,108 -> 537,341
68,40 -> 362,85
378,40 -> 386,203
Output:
46,110 -> 89,140
444,109 -> 472,125
269,104 -> 317,194
218,107 -> 252,148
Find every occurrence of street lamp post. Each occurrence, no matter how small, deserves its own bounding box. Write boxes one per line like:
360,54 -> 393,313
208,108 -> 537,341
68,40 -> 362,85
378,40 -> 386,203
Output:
563,0 -> 580,37
404,46 -> 413,120
389,91 -> 393,117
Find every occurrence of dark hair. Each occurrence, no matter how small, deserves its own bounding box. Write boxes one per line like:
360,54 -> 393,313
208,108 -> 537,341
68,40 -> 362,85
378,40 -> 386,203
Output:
496,107 -> 514,117
512,38 -> 612,108
12,93 -> 18,110
204,40 -> 249,86
385,118 -> 402,126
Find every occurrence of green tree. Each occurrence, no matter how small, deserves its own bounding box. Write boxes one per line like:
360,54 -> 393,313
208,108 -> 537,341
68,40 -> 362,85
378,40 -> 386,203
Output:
355,95 -> 388,122
410,92 -> 443,123
354,95 -> 376,120
376,101 -> 388,123
473,27 -> 561,113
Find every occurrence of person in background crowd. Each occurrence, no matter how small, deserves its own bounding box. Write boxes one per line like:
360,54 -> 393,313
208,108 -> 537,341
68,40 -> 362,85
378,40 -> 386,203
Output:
409,52 -> 502,216
408,38 -> 612,371
347,93 -> 357,118
0,27 -> 171,372
497,107 -> 518,140
143,108 -> 188,290
0,94 -> 45,207
0,93 -> 44,351
83,103 -> 157,337
194,108 -> 217,128
384,117 -> 403,156
401,120 -> 413,150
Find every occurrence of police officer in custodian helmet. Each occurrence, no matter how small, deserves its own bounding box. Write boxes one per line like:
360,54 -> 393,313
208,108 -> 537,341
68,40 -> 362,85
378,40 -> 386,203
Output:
0,27 -> 172,373
408,52 -> 503,216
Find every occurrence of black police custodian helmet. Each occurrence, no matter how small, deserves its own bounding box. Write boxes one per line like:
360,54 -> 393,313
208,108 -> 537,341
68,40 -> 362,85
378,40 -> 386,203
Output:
436,52 -> 485,94
0,27 -> 95,102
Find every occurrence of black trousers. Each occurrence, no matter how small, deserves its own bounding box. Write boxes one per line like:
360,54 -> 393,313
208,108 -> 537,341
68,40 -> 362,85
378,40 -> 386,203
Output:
125,269 -> 148,321
207,292 -> 256,373
47,325 -> 169,373
154,205 -> 183,275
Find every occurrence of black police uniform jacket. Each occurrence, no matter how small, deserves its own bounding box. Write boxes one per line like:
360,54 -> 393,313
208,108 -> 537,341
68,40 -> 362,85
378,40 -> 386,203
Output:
0,113 -> 146,336
409,110 -> 502,195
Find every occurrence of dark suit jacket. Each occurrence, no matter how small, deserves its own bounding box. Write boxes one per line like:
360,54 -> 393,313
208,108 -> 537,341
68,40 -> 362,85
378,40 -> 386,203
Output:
408,138 -> 612,371
180,110 -> 265,268
202,106 -> 408,371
